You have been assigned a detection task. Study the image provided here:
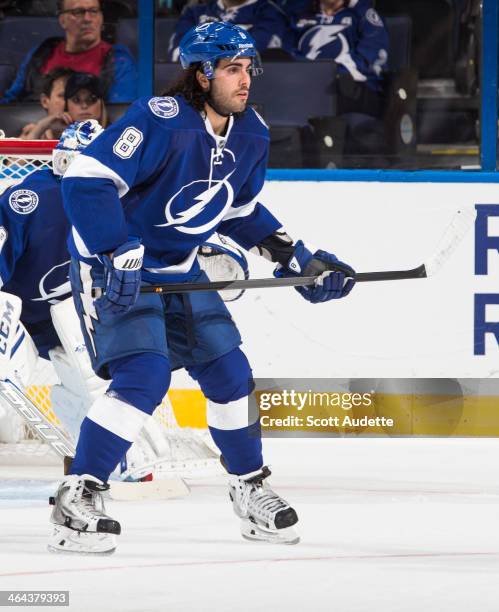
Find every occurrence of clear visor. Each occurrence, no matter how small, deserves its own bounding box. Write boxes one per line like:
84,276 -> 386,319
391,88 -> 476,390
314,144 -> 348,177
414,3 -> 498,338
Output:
202,52 -> 263,79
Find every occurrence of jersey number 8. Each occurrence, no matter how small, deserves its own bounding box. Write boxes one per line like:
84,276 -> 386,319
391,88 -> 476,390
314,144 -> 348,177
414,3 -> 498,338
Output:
113,127 -> 144,159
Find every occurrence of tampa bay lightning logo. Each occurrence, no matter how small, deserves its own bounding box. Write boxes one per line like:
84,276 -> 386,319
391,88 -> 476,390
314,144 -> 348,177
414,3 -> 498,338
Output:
9,189 -> 39,215
156,170 -> 235,235
148,97 -> 179,119
32,261 -> 71,305
300,24 -> 347,60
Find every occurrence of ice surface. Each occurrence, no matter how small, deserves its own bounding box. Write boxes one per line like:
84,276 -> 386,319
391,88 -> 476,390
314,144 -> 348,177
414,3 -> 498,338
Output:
1,438 -> 499,612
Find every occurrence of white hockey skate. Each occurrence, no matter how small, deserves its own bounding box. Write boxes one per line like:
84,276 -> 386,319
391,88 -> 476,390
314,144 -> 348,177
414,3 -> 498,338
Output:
228,466 -> 299,544
48,475 -> 121,555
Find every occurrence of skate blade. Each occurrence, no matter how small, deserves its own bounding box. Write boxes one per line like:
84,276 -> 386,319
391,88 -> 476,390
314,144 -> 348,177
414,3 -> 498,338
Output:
241,521 -> 300,545
47,544 -> 116,556
47,525 -> 117,555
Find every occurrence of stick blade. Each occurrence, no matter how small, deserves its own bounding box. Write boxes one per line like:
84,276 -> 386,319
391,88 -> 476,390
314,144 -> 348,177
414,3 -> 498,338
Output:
424,208 -> 476,277
109,477 -> 190,501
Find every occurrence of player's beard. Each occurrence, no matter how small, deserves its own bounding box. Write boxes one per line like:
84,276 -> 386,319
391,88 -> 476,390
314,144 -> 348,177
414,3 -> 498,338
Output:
207,82 -> 248,117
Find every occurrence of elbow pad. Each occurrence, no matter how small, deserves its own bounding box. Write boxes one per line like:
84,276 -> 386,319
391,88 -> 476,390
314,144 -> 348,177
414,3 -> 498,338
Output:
250,230 -> 295,266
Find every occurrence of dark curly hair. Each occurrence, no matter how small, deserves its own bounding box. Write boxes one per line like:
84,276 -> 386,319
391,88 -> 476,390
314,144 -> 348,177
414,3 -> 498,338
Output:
162,65 -> 208,113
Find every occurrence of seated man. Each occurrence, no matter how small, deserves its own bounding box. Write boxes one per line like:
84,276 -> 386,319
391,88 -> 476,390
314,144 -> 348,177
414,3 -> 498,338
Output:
168,0 -> 293,61
1,0 -> 137,104
293,0 -> 388,93
292,0 -> 389,154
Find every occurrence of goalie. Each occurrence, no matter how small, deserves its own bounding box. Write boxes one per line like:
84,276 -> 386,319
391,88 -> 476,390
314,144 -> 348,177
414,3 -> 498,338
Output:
0,121 -> 244,482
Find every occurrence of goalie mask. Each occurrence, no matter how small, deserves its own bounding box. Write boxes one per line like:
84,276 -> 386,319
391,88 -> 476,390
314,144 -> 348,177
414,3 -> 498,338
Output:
52,119 -> 104,177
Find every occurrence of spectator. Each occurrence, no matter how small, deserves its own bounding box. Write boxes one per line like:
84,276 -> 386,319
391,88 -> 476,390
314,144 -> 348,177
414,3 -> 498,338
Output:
19,67 -> 74,139
1,0 -> 137,104
168,1 -> 292,61
292,0 -> 389,94
21,71 -> 108,140
292,0 -> 390,157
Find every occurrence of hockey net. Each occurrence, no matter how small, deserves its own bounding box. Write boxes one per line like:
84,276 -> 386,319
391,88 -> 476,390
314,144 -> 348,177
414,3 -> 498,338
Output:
0,139 -> 220,477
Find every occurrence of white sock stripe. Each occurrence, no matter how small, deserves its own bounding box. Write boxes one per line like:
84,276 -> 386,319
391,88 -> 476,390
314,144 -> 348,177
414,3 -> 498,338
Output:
207,397 -> 255,431
87,394 -> 150,442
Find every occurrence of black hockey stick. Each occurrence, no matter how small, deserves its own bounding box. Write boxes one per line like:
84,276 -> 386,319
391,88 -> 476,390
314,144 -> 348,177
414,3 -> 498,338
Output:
90,208 -> 474,297
137,208 -> 474,295
137,265 -> 427,294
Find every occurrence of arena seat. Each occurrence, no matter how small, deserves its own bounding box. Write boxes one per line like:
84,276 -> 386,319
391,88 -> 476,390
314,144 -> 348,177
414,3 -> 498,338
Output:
384,15 -> 412,71
115,17 -> 177,62
155,60 -> 337,127
0,17 -> 63,69
376,0 -> 454,78
154,62 -> 182,95
0,64 -> 15,99
249,60 -> 337,127
0,103 -> 45,137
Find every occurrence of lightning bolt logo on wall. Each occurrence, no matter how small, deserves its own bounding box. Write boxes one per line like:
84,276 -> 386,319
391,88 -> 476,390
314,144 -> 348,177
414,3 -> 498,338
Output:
156,170 -> 236,235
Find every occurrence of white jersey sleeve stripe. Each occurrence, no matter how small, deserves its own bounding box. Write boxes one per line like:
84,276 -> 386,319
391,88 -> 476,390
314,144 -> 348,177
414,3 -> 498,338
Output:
64,153 -> 130,198
144,246 -> 199,275
72,227 -> 95,259
222,197 -> 258,221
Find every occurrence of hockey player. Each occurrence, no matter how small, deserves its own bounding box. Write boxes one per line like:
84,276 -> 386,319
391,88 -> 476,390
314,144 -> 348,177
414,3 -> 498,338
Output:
0,121 -> 111,446
55,21 -> 356,554
0,121 -> 199,481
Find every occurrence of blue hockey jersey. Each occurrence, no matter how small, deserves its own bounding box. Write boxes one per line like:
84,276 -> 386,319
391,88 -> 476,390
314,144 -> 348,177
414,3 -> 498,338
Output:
62,95 -> 282,281
168,0 -> 292,60
292,1 -> 389,90
0,170 -> 71,325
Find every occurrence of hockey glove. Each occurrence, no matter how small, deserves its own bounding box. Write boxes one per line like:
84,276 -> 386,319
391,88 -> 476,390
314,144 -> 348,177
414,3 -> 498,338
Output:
96,239 -> 144,315
274,240 -> 355,303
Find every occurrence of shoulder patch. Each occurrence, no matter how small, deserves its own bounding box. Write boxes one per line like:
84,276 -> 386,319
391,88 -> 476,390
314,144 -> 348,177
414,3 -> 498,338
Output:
148,96 -> 180,119
366,8 -> 383,27
9,189 -> 39,215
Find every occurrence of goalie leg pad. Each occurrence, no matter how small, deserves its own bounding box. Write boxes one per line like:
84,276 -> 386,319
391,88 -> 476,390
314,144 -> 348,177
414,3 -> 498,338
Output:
50,297 -> 108,402
49,297 -> 109,437
0,293 -> 40,443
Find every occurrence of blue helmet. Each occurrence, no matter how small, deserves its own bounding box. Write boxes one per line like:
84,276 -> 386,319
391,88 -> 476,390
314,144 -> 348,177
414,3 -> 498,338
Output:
179,21 -> 262,79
